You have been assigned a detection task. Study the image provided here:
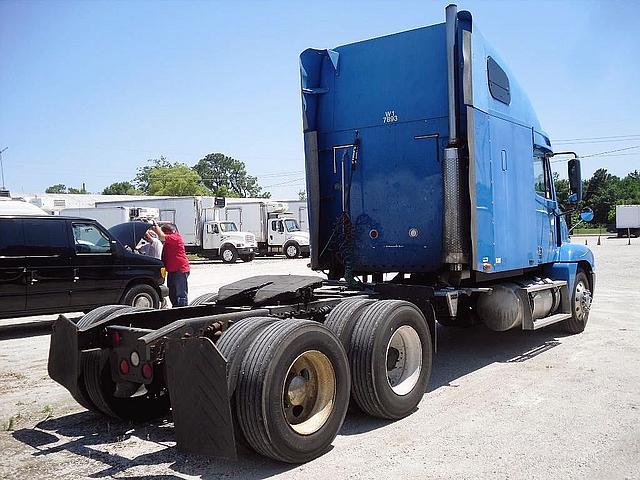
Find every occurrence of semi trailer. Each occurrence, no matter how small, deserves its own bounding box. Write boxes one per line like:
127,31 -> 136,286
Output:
48,5 -> 595,464
615,204 -> 640,237
224,200 -> 310,258
59,206 -> 159,229
96,196 -> 257,262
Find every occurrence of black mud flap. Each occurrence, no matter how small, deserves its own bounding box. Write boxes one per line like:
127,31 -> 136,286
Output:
48,315 -> 80,393
165,336 -> 237,460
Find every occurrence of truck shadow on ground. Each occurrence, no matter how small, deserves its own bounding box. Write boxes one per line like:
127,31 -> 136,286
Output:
13,412 -> 299,479
12,323 -> 567,478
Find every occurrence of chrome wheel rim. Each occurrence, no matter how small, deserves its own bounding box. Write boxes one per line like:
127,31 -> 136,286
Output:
386,325 -> 422,396
132,293 -> 153,308
222,249 -> 234,262
286,245 -> 298,257
282,350 -> 336,435
574,280 -> 592,322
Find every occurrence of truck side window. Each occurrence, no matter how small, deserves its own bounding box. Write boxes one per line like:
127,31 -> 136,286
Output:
0,219 -> 25,257
23,219 -> 68,256
533,156 -> 551,199
487,56 -> 511,105
72,223 -> 111,254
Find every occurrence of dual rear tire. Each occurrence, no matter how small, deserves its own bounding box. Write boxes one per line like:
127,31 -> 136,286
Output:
325,299 -> 433,419
219,317 -> 350,463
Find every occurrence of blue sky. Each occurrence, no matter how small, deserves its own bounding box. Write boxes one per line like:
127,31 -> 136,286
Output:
1,0 -> 639,198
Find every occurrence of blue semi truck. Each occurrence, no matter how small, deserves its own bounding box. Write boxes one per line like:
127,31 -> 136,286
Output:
48,5 -> 594,464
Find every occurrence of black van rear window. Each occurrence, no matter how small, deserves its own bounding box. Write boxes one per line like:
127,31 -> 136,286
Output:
0,219 -> 25,257
23,219 -> 68,256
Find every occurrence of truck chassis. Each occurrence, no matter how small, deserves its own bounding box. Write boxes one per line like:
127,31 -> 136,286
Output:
48,272 -> 589,463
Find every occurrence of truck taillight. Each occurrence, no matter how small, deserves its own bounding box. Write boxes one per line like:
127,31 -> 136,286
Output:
119,359 -> 130,375
142,363 -> 153,379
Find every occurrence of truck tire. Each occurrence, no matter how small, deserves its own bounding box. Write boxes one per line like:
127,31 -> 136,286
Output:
82,348 -> 170,421
562,269 -> 593,334
240,253 -> 255,262
220,245 -> 238,263
121,284 -> 160,309
216,316 -> 276,393
76,304 -> 129,330
324,298 -> 376,351
284,242 -> 301,259
236,319 -> 350,463
349,300 -> 432,419
189,292 -> 218,306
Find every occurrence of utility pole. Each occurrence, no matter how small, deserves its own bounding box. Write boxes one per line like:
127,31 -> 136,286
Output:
0,147 -> 7,188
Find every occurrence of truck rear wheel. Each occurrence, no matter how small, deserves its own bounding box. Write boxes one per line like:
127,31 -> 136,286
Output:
235,320 -> 350,463
562,270 -> 592,334
324,298 -> 376,351
220,245 -> 238,263
76,304 -> 130,330
349,300 -> 432,419
189,292 -> 218,306
82,348 -> 170,421
216,316 -> 276,393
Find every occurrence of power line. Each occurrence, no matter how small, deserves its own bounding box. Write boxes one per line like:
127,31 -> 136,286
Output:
581,145 -> 640,158
553,134 -> 640,142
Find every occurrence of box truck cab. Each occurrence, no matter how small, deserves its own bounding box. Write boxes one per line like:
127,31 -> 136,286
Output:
224,200 -> 310,258
201,220 -> 257,263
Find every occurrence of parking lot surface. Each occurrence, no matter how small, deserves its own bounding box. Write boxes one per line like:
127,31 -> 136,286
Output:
1,240 -> 639,479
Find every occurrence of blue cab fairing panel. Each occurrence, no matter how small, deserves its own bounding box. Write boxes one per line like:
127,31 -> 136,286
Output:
301,10 -> 594,277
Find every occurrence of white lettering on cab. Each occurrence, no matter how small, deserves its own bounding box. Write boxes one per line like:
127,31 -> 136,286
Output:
383,110 -> 398,123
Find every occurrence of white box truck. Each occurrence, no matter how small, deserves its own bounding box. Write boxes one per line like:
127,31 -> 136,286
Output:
95,196 -> 257,262
224,200 -> 310,258
59,206 -> 159,229
616,205 -> 640,237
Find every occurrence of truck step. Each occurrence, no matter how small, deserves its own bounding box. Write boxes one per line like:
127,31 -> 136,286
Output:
521,280 -> 567,293
525,313 -> 572,330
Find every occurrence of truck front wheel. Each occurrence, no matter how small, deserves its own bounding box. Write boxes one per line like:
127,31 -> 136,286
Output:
284,242 -> 300,259
562,270 -> 593,334
220,245 -> 238,263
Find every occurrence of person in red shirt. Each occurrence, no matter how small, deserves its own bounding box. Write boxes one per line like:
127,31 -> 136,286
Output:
152,221 -> 190,307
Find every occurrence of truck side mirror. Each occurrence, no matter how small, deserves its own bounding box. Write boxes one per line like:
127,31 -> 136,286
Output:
568,158 -> 582,202
579,207 -> 594,223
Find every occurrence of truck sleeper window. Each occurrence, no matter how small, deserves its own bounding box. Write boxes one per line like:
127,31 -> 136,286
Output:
487,56 -> 511,105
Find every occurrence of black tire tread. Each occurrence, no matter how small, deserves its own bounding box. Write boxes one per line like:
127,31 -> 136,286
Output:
236,319 -> 345,462
324,298 -> 376,351
76,305 -> 128,329
189,292 -> 218,306
350,300 -> 429,419
216,316 -> 276,392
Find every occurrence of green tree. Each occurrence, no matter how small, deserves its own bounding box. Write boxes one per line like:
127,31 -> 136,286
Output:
68,185 -> 88,194
102,181 -> 142,195
147,163 -> 210,196
134,156 -> 173,193
583,168 -> 619,225
45,184 -> 67,193
193,153 -> 270,198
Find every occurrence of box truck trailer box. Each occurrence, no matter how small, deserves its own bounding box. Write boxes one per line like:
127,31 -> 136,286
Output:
59,206 -> 159,229
224,200 -> 310,258
50,5 -> 596,465
95,196 -> 257,262
615,205 -> 640,237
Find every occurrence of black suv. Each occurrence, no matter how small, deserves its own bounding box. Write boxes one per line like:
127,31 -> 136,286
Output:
0,215 -> 168,319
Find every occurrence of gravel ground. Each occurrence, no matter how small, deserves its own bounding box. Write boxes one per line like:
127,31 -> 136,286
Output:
0,239 -> 639,479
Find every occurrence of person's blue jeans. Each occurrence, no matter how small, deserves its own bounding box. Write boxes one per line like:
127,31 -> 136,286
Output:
167,271 -> 189,307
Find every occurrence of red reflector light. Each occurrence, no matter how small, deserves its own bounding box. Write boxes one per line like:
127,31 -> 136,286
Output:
119,359 -> 130,375
112,332 -> 122,345
142,363 -> 153,379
